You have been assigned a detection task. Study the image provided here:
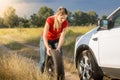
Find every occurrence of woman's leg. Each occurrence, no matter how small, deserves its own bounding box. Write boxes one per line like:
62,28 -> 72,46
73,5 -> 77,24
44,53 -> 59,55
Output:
39,37 -> 46,73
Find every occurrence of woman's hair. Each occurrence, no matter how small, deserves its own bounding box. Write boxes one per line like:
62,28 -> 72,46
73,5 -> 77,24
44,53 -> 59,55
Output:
56,7 -> 68,15
54,7 -> 68,30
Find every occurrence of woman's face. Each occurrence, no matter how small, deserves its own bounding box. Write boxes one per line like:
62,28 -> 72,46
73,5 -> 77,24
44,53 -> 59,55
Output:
57,14 -> 67,24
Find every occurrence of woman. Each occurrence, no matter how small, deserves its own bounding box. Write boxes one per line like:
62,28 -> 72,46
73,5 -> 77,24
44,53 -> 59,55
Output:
39,7 -> 68,73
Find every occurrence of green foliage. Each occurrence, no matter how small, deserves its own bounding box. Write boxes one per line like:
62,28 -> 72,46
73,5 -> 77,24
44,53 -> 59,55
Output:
18,17 -> 30,28
66,10 -> 73,26
38,6 -> 54,19
102,14 -> 107,19
0,17 -> 4,25
87,11 -> 98,24
72,10 -> 98,26
3,6 -> 19,28
30,14 -> 40,27
37,6 -> 54,26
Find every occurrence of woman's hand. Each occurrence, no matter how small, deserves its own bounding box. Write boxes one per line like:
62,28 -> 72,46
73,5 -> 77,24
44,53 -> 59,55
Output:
56,47 -> 60,53
47,47 -> 51,56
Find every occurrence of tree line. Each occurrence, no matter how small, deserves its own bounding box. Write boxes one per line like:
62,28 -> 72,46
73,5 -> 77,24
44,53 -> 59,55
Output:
0,6 -> 107,28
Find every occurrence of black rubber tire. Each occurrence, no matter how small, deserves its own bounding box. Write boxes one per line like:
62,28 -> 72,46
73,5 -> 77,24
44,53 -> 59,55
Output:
77,50 -> 103,80
45,49 -> 65,80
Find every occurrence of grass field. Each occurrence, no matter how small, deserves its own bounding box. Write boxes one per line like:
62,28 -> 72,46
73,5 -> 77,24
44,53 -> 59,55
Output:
0,26 -> 95,80
0,25 -> 94,52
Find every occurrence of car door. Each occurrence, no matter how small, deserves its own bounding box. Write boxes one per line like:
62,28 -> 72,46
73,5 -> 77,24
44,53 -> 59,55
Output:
98,28 -> 120,67
98,11 -> 120,68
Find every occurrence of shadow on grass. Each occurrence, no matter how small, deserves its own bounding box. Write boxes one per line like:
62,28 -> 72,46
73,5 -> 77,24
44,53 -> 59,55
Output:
4,37 -> 40,61
4,36 -> 40,50
24,37 -> 40,47
5,41 -> 26,50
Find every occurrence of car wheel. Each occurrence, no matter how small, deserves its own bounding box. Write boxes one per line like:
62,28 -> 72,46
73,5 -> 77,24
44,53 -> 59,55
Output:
77,50 -> 103,80
45,49 -> 65,80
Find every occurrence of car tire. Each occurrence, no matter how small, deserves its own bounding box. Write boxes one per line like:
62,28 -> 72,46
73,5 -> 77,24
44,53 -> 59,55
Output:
45,49 -> 65,80
77,50 -> 103,80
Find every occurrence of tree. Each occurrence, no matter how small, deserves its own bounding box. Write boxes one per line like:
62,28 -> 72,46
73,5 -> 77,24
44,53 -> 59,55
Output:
37,6 -> 54,26
0,17 -> 4,25
29,13 -> 41,27
72,10 -> 89,26
18,17 -> 29,28
67,11 -> 73,26
71,10 -> 99,26
87,11 -> 98,24
102,14 -> 107,19
3,6 -> 18,28
72,10 -> 82,26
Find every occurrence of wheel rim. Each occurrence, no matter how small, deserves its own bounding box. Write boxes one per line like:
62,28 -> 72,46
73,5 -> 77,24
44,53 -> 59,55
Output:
79,53 -> 92,80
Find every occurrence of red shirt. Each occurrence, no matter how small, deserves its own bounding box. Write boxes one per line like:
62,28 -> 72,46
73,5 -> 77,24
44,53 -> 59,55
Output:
43,16 -> 68,40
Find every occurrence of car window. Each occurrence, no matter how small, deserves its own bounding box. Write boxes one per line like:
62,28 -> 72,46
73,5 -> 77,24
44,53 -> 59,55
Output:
112,10 -> 120,28
114,16 -> 120,27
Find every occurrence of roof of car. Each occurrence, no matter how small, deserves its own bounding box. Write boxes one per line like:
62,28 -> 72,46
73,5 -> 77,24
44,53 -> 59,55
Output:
107,7 -> 120,19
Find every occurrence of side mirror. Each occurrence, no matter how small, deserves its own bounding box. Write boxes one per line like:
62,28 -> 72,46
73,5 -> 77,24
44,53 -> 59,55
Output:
98,19 -> 109,30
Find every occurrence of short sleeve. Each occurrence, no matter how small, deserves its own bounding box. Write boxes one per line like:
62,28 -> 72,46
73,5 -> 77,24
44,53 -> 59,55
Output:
46,16 -> 54,26
62,20 -> 68,28
65,20 -> 68,27
46,17 -> 50,23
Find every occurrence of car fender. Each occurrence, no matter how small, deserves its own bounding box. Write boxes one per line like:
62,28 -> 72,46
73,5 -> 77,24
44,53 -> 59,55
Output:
75,44 -> 99,68
74,27 -> 100,68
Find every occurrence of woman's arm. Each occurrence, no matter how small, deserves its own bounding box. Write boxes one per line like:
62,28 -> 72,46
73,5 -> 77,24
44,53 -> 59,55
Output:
57,27 -> 67,51
43,22 -> 51,56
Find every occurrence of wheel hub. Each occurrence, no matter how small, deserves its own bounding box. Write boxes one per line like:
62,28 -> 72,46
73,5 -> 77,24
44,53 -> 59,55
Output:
79,55 -> 92,80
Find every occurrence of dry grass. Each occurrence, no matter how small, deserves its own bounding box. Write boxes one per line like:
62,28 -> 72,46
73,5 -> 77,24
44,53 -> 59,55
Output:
0,53 -> 53,80
0,28 -> 43,47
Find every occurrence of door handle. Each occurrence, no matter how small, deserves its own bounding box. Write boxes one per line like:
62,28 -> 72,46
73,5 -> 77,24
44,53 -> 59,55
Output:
92,37 -> 98,41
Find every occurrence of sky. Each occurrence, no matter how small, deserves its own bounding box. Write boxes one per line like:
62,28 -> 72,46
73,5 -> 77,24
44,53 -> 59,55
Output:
0,0 -> 120,18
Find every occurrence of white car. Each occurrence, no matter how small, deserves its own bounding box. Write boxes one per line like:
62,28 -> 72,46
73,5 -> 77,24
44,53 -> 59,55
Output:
74,7 -> 120,80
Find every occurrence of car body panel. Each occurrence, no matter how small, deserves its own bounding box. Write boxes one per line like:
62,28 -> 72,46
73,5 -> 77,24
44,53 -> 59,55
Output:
99,28 -> 120,68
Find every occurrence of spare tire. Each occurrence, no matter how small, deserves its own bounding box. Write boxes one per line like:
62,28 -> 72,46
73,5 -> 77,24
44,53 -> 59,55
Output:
45,49 -> 65,80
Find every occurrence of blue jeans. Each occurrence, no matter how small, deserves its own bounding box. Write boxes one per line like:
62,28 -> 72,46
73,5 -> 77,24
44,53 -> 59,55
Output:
39,37 -> 63,72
